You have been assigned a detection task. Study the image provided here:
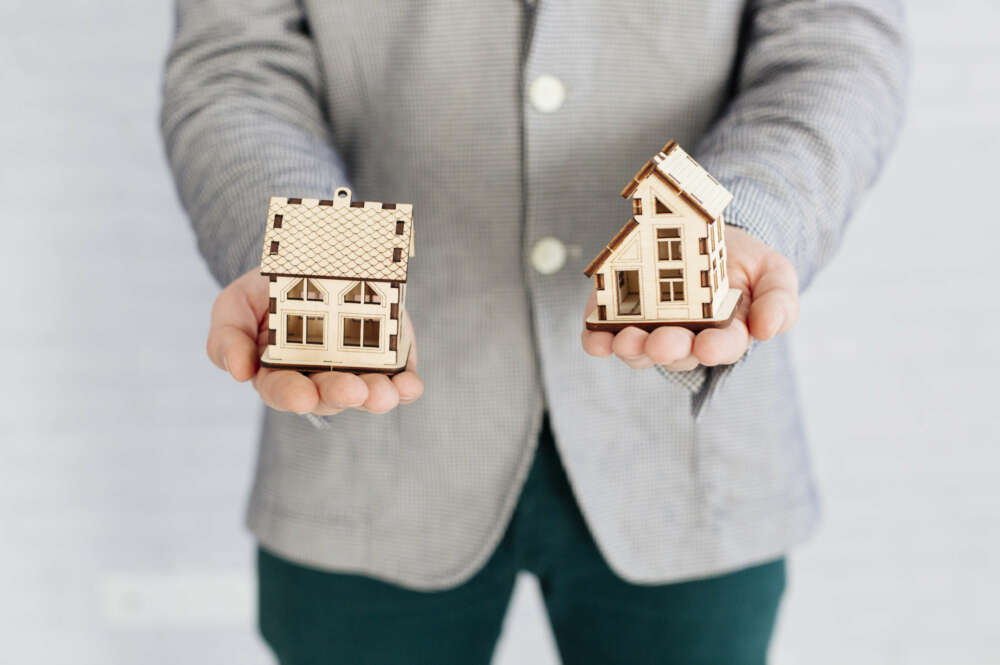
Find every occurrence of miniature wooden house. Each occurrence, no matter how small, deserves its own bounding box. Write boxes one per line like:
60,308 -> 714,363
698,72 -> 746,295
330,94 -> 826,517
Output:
258,187 -> 414,374
584,141 -> 741,332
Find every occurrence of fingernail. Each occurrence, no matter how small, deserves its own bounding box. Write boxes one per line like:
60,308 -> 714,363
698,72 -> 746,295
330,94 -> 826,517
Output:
222,355 -> 229,372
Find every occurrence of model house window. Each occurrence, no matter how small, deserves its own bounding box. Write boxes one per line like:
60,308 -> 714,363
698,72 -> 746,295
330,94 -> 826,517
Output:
654,196 -> 673,215
719,249 -> 726,281
285,314 -> 324,345
616,270 -> 641,316
659,269 -> 685,302
656,227 -> 682,260
343,282 -> 382,304
286,278 -> 326,302
343,317 -> 381,348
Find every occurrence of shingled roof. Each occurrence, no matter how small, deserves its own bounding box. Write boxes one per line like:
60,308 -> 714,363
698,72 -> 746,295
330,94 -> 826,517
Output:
620,140 -> 732,221
260,188 -> 414,282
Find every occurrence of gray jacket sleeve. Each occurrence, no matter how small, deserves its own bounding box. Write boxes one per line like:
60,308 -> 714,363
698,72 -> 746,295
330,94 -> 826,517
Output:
160,0 -> 349,286
696,0 -> 909,286
676,0 -> 909,414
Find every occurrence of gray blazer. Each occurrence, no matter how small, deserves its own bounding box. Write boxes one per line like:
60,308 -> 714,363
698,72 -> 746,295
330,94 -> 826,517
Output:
162,0 -> 907,589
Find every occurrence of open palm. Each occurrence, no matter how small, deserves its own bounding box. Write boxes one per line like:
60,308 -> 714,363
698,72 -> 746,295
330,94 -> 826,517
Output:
206,268 -> 423,415
581,226 -> 799,370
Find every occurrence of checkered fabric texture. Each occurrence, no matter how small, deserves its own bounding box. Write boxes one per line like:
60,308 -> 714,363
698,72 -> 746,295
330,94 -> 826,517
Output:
162,0 -> 908,589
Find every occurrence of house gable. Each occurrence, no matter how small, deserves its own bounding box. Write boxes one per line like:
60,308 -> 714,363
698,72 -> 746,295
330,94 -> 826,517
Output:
632,178 -> 702,226
620,140 -> 731,223
584,218 -> 639,277
614,234 -> 641,263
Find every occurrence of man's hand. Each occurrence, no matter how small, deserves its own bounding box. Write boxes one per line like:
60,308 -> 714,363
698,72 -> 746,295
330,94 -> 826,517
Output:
206,268 -> 424,415
581,226 -> 799,371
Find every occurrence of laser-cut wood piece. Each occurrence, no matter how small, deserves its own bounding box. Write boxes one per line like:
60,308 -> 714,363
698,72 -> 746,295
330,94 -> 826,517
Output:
584,141 -> 741,332
258,187 -> 415,374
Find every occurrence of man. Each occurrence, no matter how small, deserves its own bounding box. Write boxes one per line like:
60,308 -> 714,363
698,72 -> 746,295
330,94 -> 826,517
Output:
162,1 -> 907,662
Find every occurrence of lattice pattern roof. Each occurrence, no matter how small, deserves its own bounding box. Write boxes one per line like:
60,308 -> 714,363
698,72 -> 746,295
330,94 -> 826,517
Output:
652,142 -> 732,220
260,189 -> 413,282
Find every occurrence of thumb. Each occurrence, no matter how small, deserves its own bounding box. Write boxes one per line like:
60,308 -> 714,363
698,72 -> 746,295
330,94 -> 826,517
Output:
207,269 -> 270,381
747,252 -> 799,341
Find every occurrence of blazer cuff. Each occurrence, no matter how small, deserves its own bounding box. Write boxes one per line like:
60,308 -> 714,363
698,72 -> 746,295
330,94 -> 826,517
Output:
655,344 -> 753,421
655,365 -> 706,395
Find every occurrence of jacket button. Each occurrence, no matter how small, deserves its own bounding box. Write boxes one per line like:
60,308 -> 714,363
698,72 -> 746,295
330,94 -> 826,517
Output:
529,75 -> 566,113
531,237 -> 567,275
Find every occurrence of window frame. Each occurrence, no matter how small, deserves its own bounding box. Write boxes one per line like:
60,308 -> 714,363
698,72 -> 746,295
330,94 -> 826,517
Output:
283,312 -> 326,347
658,268 -> 685,303
655,226 -> 683,261
615,269 -> 642,317
284,278 -> 328,303
340,315 -> 383,350
341,281 -> 383,305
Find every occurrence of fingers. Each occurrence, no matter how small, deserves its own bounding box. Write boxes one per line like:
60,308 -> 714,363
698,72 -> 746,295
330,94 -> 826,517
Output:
207,270 -> 270,381
645,326 -> 695,365
256,366 -> 422,417
581,290 -> 702,370
312,368 -> 421,415
748,253 -> 800,341
360,374 -> 399,414
402,314 -> 419,370
610,327 -> 656,370
660,356 -> 700,372
581,328 -> 615,357
392,371 -> 424,405
388,313 -> 424,405
692,316 -> 751,366
207,326 -> 259,382
312,371 -> 369,415
252,368 -> 320,414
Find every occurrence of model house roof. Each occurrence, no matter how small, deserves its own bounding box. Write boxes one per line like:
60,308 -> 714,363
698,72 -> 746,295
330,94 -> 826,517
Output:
583,218 -> 638,277
620,140 -> 732,221
260,189 -> 413,282
585,141 -> 732,278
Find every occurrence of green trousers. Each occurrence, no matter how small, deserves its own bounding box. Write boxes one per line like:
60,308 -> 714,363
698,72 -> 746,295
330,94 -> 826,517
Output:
258,417 -> 786,665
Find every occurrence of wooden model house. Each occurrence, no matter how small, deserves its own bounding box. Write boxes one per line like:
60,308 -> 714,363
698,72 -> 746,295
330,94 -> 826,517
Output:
584,141 -> 741,332
258,187 -> 414,374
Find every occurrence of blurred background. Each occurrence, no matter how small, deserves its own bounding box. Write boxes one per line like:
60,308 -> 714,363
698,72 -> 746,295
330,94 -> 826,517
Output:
2,1 -> 997,663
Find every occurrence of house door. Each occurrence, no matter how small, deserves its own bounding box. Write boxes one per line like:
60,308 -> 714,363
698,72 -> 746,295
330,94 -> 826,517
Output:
616,270 -> 641,316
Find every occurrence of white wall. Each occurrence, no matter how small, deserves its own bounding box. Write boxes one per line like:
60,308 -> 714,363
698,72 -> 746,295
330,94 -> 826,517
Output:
1,2 -> 265,662
1,1 -> 996,663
